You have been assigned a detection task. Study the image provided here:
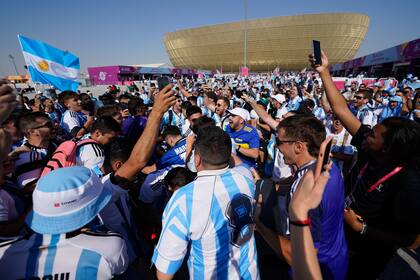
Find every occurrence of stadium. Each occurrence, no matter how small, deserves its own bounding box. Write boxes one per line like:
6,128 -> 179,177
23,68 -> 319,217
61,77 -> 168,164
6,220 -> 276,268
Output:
164,13 -> 370,72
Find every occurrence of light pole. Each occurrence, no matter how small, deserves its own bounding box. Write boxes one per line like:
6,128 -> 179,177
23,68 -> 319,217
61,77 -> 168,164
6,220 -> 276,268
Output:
8,54 -> 19,76
243,0 -> 248,69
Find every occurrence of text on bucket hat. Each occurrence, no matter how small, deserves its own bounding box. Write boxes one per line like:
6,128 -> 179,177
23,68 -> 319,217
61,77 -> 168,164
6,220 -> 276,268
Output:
26,166 -> 112,234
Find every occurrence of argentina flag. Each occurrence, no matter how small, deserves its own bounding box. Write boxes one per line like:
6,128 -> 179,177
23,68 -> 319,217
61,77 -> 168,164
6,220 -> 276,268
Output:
17,35 -> 80,91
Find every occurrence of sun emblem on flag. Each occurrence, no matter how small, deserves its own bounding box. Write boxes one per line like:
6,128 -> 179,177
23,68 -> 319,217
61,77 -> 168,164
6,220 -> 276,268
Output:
38,60 -> 49,72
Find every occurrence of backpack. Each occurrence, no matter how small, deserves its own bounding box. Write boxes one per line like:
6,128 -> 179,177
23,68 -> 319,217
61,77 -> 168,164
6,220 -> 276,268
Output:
40,138 -> 99,177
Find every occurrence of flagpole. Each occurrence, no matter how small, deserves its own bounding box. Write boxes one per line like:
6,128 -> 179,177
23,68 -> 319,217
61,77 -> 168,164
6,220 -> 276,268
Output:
8,54 -> 19,76
243,0 -> 248,69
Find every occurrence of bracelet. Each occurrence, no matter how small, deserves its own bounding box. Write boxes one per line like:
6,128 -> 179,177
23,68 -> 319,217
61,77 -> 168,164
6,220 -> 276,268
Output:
290,218 -> 311,227
360,222 -> 367,235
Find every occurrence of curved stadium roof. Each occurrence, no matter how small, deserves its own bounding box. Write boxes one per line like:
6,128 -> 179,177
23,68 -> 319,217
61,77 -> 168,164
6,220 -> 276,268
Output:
164,13 -> 370,71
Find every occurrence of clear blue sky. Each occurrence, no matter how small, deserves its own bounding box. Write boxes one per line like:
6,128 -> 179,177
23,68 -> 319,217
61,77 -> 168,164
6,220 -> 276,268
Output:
1,0 -> 420,76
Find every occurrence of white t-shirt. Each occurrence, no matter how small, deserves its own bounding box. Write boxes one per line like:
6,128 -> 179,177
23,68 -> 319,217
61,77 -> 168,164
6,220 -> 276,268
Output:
275,105 -> 289,120
0,231 -> 128,279
272,150 -> 293,182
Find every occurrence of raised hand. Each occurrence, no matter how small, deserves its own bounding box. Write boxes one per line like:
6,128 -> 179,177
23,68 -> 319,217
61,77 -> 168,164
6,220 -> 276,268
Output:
0,81 -> 18,124
241,93 -> 256,104
152,83 -> 176,115
0,128 -> 12,161
308,50 -> 329,74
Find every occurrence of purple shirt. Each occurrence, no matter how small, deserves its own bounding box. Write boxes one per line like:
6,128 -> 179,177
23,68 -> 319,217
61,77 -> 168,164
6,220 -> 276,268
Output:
122,115 -> 148,141
309,163 -> 348,280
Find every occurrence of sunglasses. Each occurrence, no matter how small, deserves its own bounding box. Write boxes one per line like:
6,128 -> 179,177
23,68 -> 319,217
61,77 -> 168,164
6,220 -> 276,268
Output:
276,138 -> 297,146
354,96 -> 364,100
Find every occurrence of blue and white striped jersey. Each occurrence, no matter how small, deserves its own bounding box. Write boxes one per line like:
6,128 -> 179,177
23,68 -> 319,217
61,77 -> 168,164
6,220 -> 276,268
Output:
0,231 -> 128,279
46,110 -> 60,124
355,105 -> 376,127
60,110 -> 87,134
212,113 -> 229,129
152,164 -> 259,279
287,96 -> 302,112
197,96 -> 204,108
161,109 -> 184,132
201,106 -> 216,119
313,106 -> 333,128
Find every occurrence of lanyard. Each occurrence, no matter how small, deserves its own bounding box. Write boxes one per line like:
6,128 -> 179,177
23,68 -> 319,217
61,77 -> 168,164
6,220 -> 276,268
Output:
358,163 -> 404,193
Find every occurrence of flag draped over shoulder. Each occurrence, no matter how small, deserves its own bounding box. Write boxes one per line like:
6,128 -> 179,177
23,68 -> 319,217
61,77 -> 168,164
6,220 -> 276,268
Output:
17,35 -> 80,92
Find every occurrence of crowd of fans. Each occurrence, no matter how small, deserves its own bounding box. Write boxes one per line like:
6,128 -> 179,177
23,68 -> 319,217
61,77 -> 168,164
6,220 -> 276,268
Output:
0,51 -> 419,280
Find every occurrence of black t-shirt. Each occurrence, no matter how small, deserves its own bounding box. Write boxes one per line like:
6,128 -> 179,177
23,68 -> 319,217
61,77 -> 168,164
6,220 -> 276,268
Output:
348,125 -> 420,237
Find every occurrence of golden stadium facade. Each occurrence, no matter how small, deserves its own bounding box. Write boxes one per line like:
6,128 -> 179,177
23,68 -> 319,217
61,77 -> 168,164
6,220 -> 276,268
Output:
164,13 -> 369,72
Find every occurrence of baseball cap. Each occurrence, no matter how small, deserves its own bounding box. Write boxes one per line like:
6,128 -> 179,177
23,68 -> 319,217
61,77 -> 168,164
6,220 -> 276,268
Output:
228,108 -> 250,121
26,166 -> 112,234
389,96 -> 402,103
271,94 -> 286,104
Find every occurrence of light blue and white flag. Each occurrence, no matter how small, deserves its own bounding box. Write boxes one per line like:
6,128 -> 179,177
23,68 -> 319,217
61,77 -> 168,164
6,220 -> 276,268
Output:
17,35 -> 80,91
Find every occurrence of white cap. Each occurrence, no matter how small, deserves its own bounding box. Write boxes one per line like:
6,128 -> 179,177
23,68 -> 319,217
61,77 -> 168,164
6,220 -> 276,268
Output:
271,94 -> 286,104
228,108 -> 250,121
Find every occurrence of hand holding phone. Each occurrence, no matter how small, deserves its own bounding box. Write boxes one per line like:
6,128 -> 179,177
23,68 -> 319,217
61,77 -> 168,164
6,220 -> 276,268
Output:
157,76 -> 171,90
312,40 -> 322,66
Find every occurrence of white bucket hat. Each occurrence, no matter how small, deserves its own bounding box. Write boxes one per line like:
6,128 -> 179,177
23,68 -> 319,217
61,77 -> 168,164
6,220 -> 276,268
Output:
26,166 -> 112,234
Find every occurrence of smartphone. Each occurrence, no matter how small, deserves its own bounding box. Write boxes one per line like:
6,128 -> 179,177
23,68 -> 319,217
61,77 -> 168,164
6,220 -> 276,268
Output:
312,40 -> 322,65
157,76 -> 170,90
321,138 -> 333,172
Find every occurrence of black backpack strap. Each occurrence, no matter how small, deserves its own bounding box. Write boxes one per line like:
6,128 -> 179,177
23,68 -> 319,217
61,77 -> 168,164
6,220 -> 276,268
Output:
168,110 -> 174,126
